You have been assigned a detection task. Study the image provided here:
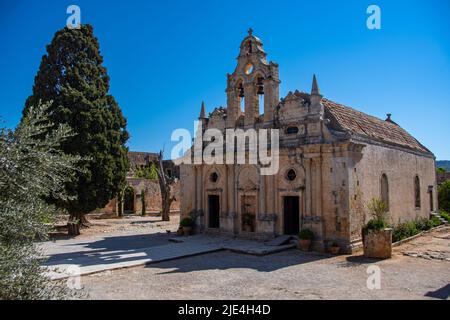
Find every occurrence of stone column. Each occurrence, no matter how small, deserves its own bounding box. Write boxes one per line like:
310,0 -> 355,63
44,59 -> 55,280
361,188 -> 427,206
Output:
226,88 -> 240,128
257,171 -> 266,235
244,83 -> 258,126
196,165 -> 204,230
263,79 -> 279,123
305,158 -> 312,219
228,164 -> 237,234
312,157 -> 323,218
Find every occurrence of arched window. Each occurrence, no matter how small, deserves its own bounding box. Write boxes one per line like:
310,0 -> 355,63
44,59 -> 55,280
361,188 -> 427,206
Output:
381,174 -> 389,210
237,81 -> 245,112
414,175 -> 421,208
256,76 -> 264,115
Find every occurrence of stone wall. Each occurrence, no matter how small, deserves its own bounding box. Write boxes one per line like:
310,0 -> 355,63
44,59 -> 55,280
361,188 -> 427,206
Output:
348,141 -> 437,247
99,178 -> 180,214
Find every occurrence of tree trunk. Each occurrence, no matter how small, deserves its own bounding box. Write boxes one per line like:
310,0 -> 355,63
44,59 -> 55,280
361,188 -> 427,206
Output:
117,189 -> 124,217
157,150 -> 175,222
68,212 -> 90,236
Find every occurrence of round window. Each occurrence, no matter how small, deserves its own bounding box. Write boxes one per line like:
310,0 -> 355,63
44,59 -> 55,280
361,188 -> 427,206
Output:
210,172 -> 219,183
286,169 -> 297,181
244,63 -> 254,75
286,126 -> 299,134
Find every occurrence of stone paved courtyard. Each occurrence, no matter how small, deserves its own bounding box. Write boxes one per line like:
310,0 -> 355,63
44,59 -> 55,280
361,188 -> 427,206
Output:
80,226 -> 450,300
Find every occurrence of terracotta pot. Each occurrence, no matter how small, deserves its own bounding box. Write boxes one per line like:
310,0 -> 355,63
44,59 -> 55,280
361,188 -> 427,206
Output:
363,228 -> 393,259
182,226 -> 192,236
298,239 -> 311,251
329,246 -> 340,255
243,224 -> 253,232
176,227 -> 183,236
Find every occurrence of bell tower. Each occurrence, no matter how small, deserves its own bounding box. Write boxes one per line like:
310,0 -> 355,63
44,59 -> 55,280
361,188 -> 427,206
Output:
226,29 -> 280,128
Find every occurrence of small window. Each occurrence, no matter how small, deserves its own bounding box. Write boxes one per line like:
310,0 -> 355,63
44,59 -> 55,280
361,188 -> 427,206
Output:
381,173 -> 389,210
286,127 -> 299,134
286,169 -> 297,181
210,172 -> 219,183
414,176 -> 421,208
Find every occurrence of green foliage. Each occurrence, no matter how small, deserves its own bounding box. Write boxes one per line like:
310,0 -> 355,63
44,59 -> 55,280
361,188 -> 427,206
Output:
436,160 -> 450,172
440,211 -> 450,223
367,198 -> 388,223
135,163 -> 158,180
363,198 -> 389,232
392,221 -> 418,242
23,24 -> 129,219
430,215 -> 442,227
180,217 -> 194,227
438,180 -> 450,212
392,217 -> 442,242
363,219 -> 388,233
298,229 -> 314,240
0,102 -> 80,299
437,167 -> 446,174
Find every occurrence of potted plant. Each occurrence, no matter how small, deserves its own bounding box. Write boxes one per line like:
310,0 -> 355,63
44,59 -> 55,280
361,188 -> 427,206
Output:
298,229 -> 314,251
329,241 -> 340,255
362,198 -> 393,259
180,217 -> 194,236
242,213 -> 255,232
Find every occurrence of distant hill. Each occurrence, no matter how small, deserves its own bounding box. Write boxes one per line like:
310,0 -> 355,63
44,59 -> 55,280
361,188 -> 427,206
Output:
436,160 -> 450,171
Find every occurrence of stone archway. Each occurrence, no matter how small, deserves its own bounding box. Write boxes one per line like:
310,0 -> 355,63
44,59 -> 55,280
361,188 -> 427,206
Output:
237,166 -> 260,234
123,186 -> 135,213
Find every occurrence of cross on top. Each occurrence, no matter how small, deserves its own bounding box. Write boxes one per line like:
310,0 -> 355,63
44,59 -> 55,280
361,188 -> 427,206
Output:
248,28 -> 253,36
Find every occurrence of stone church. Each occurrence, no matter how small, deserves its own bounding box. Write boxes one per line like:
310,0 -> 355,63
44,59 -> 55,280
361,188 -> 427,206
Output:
179,29 -> 437,253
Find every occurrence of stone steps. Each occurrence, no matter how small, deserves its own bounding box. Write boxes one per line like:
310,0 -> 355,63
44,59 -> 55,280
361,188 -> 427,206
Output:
431,212 -> 449,225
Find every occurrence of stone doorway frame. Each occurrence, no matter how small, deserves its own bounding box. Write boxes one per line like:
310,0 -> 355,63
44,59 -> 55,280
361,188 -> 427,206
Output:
278,191 -> 303,235
123,186 -> 136,213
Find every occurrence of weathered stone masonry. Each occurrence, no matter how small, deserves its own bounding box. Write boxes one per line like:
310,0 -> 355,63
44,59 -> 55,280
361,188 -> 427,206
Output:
180,30 -> 437,253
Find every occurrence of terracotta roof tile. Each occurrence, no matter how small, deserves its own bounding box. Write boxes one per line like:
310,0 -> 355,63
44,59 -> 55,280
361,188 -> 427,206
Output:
322,98 -> 431,154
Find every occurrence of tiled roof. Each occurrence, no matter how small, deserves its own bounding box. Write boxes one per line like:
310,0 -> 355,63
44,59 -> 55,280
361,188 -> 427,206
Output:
322,98 -> 431,154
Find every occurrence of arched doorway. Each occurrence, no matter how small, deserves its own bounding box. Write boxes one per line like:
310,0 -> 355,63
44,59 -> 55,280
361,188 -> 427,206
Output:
123,186 -> 135,213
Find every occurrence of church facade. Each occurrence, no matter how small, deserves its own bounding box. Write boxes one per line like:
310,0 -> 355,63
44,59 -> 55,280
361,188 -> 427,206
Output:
179,30 -> 437,253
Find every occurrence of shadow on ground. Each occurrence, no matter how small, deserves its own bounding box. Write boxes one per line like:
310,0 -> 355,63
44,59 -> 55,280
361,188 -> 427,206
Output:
145,249 -> 329,274
44,232 -> 174,266
43,232 -> 331,273
425,283 -> 450,300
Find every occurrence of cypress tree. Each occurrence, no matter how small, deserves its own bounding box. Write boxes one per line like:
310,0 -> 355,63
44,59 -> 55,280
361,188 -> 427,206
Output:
24,24 -> 129,233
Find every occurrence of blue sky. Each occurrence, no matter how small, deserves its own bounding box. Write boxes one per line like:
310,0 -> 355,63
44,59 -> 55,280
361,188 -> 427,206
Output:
0,0 -> 449,159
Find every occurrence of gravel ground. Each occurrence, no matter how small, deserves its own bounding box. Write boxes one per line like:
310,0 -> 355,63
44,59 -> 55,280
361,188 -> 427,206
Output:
50,213 -> 180,240
81,227 -> 450,300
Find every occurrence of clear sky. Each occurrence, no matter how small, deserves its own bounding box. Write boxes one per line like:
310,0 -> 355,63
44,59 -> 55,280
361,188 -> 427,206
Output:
0,0 -> 449,159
